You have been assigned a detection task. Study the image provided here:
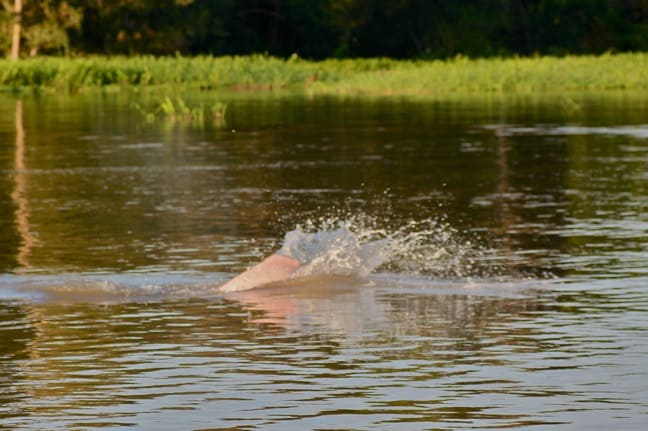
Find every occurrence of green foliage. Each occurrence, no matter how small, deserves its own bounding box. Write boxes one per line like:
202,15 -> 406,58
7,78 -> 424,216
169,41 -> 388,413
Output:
309,53 -> 648,95
0,0 -> 81,57
132,95 -> 227,127
1,54 -> 648,96
5,1 -> 648,59
0,5 -> 11,54
325,0 -> 648,58
211,101 -> 227,118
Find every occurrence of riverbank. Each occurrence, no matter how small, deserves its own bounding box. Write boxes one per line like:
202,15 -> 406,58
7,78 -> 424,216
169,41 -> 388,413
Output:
1,53 -> 647,95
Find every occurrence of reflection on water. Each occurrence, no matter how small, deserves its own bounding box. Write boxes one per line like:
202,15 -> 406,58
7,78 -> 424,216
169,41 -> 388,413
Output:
10,100 -> 38,269
1,93 -> 647,278
1,92 -> 648,429
1,280 -> 646,430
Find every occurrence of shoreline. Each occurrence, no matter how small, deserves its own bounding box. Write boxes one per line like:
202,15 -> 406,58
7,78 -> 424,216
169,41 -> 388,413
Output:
1,53 -> 647,96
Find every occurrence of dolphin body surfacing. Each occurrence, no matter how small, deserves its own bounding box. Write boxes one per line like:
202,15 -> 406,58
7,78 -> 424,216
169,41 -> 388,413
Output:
220,254 -> 302,292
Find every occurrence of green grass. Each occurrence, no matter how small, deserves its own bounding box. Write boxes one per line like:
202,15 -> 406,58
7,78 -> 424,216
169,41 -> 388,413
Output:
1,53 -> 647,95
314,54 -> 648,95
132,96 -> 227,125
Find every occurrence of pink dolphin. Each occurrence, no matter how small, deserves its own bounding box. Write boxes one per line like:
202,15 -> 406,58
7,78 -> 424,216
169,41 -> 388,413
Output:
220,254 -> 302,292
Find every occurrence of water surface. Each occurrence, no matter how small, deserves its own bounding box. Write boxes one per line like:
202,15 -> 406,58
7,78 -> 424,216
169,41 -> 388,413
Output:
1,92 -> 647,430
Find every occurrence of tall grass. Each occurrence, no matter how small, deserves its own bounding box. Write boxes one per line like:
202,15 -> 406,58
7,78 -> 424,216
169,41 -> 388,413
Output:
1,53 -> 647,95
312,54 -> 648,95
132,96 -> 227,126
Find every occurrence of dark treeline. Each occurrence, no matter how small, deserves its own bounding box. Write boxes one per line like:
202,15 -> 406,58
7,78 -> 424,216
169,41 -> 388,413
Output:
2,0 -> 648,59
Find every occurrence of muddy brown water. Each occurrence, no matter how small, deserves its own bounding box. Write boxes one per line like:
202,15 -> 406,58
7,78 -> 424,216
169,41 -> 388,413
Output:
1,92 -> 647,430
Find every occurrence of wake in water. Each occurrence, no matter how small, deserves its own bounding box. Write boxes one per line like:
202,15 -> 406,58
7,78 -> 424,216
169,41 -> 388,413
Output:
0,273 -> 222,303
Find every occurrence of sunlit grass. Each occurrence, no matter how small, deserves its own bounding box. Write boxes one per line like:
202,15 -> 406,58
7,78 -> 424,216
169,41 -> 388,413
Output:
132,96 -> 227,126
312,54 -> 648,95
1,53 -> 647,95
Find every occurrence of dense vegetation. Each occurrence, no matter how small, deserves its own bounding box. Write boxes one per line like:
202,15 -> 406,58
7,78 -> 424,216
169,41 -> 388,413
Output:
1,1 -> 647,59
2,53 -> 647,95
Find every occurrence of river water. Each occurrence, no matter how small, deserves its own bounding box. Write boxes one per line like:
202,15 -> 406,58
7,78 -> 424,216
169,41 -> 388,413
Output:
0,92 -> 647,430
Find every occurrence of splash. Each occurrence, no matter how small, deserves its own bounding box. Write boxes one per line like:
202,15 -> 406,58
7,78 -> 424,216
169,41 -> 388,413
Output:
277,214 -> 490,280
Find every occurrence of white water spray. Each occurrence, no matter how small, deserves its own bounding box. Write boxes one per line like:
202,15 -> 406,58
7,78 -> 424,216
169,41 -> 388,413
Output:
276,214 -> 487,279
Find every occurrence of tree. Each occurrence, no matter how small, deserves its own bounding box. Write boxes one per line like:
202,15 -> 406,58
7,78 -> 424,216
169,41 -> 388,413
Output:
4,0 -> 648,58
0,0 -> 19,58
10,0 -> 21,60
1,0 -> 81,58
